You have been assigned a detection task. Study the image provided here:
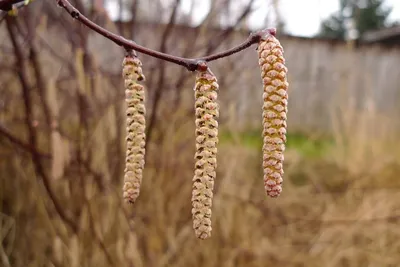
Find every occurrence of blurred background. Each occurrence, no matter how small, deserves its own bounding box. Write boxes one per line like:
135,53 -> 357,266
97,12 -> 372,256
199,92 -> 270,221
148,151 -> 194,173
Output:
1,0 -> 400,266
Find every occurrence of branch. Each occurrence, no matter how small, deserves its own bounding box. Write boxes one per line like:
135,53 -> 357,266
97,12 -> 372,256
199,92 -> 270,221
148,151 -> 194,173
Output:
0,0 -> 25,11
57,0 -> 198,70
6,16 -> 79,234
0,122 -> 51,158
0,0 -> 28,22
56,0 -> 273,71
199,31 -> 263,62
202,0 -> 255,55
145,0 -> 181,153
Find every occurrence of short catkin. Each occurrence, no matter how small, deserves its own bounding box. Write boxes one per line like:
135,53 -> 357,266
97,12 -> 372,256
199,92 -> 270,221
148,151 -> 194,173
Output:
257,31 -> 289,198
192,67 -> 219,239
122,52 -> 146,204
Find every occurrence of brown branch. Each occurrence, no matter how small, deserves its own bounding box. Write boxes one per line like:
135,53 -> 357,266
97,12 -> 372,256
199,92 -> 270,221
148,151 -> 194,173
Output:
57,0 -> 198,70
202,0 -> 256,55
56,0 -> 272,71
145,0 -> 181,153
85,198 -> 114,265
129,0 -> 139,39
199,31 -> 261,61
6,16 -> 79,234
0,123 -> 51,158
172,0 -> 256,109
4,0 -> 271,70
0,0 -> 25,11
0,123 -> 105,190
22,11 -> 53,133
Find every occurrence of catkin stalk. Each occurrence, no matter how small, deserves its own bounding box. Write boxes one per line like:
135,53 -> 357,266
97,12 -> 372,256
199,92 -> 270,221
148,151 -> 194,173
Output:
257,31 -> 289,198
122,52 -> 146,204
192,67 -> 219,239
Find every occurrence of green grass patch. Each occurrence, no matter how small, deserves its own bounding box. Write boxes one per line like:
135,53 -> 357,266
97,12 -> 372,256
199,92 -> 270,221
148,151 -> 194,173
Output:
220,129 -> 332,158
286,132 -> 333,158
219,128 -> 262,149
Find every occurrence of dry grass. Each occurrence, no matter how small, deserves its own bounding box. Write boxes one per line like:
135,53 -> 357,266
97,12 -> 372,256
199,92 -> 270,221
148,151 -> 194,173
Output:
2,99 -> 400,266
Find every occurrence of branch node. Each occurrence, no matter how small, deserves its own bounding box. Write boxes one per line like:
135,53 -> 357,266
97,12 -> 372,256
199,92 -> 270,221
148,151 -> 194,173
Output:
70,10 -> 80,19
56,0 -> 65,8
257,28 -> 277,41
196,61 -> 208,72
249,32 -> 262,42
124,48 -> 137,57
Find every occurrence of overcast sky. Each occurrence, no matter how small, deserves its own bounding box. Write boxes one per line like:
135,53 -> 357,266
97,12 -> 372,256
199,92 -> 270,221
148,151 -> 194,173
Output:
262,0 -> 400,36
107,0 -> 400,37
181,0 -> 400,37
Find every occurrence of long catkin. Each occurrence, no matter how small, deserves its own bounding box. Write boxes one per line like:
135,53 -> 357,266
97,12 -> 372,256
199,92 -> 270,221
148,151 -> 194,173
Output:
122,53 -> 146,204
257,32 -> 289,198
192,68 -> 219,239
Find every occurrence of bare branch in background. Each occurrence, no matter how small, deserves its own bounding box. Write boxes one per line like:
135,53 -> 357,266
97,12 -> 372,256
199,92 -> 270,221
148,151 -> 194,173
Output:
0,0 -> 25,11
129,0 -> 138,39
5,15 -> 79,234
0,123 -> 51,158
145,0 -> 182,152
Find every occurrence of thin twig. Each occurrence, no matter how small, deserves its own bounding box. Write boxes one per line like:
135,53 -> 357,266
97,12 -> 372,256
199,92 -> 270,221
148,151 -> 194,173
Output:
85,198 -> 114,265
3,0 -> 273,70
6,16 -> 79,234
0,123 -> 51,158
145,0 -> 181,153
55,0 -> 272,71
0,0 -> 25,11
57,0 -> 198,70
199,31 -> 262,61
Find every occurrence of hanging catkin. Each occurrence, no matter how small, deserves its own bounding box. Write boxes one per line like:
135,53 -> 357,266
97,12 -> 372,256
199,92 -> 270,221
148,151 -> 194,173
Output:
122,51 -> 146,204
257,30 -> 289,198
192,66 -> 219,239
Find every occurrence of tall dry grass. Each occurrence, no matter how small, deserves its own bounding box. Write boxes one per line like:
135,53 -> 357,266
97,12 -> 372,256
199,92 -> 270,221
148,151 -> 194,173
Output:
2,84 -> 400,266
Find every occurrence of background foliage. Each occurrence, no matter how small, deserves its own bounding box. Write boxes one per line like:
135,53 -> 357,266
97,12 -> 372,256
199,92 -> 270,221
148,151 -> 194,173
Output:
319,0 -> 394,39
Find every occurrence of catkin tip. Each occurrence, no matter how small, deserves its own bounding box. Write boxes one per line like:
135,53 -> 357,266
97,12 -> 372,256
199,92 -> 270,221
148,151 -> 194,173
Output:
192,68 -> 219,239
122,54 -> 146,204
257,34 -> 288,198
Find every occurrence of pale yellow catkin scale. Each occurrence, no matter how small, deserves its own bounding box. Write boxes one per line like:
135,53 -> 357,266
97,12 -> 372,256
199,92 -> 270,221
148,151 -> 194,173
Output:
257,34 -> 289,198
122,55 -> 146,204
192,69 -> 219,239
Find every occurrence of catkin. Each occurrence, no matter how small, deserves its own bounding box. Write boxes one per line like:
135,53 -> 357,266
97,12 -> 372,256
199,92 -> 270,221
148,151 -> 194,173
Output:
257,31 -> 289,198
192,67 -> 219,239
122,52 -> 146,204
